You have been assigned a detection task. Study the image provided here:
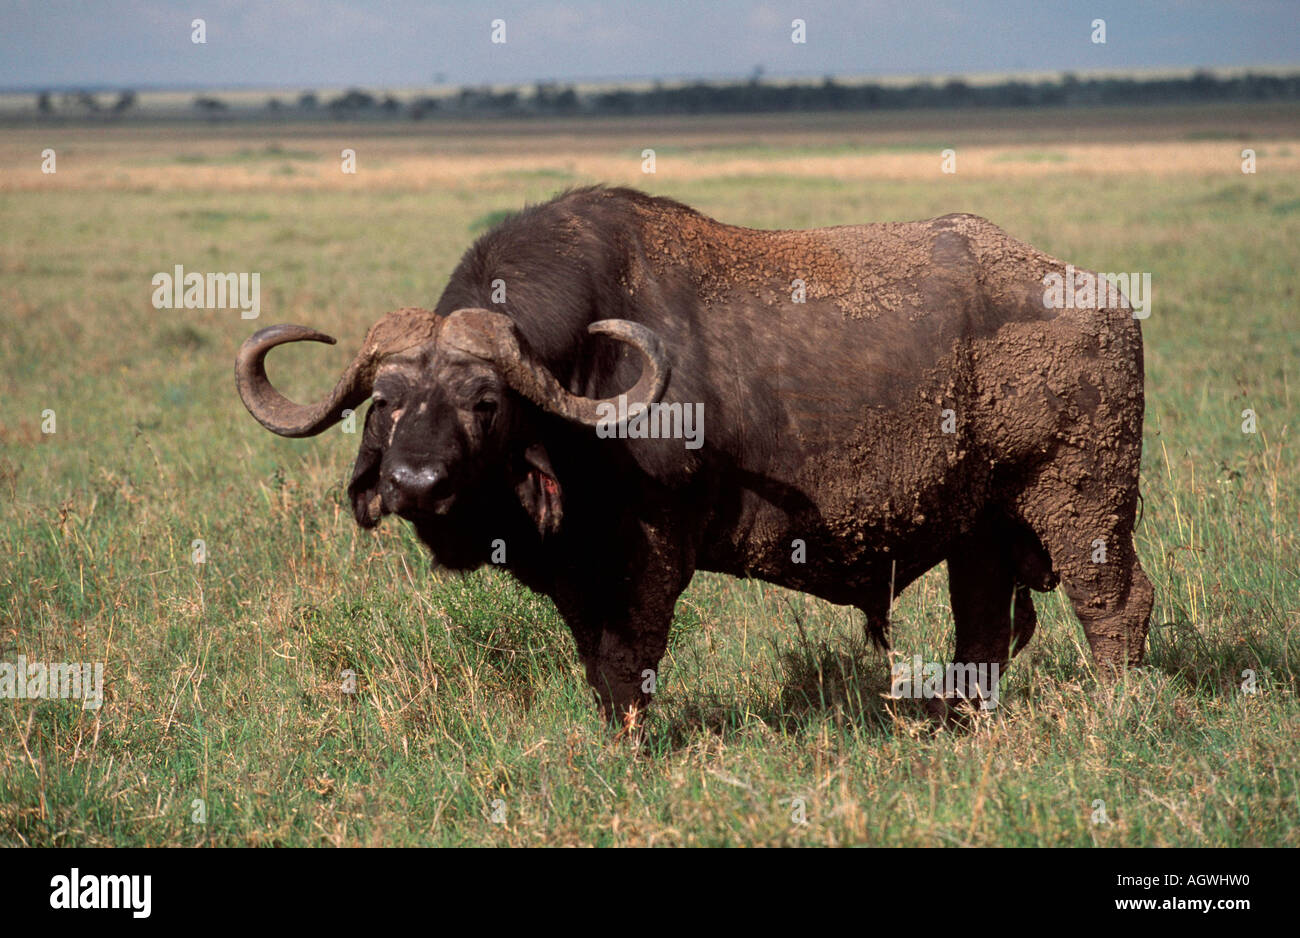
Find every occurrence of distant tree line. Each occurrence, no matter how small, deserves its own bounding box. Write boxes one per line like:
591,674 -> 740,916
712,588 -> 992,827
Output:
578,71 -> 1300,116
27,70 -> 1300,122
595,71 -> 1300,114
309,71 -> 1300,119
34,89 -> 137,116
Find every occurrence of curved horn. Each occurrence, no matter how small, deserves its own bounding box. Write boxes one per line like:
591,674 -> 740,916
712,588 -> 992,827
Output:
235,308 -> 442,438
438,309 -> 670,427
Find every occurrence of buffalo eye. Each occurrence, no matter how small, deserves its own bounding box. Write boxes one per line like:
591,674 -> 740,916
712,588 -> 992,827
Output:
371,393 -> 389,411
473,398 -> 498,433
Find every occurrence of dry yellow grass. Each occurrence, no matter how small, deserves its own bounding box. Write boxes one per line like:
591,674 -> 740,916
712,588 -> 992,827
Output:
4,139 -> 1295,191
3,106 -> 1295,192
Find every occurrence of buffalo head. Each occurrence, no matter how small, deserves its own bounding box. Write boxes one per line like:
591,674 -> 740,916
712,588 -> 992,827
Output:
235,307 -> 669,565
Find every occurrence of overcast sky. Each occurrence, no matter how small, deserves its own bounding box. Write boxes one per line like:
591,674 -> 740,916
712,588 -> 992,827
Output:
3,0 -> 1298,90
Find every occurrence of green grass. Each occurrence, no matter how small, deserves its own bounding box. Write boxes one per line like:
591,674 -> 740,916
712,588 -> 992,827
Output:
0,119 -> 1296,846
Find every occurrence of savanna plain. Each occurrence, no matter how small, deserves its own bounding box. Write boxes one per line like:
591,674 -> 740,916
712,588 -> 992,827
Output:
0,104 -> 1296,846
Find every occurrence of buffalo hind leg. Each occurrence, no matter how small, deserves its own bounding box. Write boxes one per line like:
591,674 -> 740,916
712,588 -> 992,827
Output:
1015,460 -> 1153,674
945,523 -> 1020,714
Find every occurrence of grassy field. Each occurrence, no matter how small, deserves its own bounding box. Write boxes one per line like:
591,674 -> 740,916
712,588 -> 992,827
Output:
1,105 -> 1296,846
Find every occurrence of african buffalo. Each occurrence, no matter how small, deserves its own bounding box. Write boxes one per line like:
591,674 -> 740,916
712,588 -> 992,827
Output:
236,186 -> 1152,726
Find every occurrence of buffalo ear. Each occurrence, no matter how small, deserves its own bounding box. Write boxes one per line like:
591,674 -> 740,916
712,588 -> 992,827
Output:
515,442 -> 563,537
347,411 -> 384,528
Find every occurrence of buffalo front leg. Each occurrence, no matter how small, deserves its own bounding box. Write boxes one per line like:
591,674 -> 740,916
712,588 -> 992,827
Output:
552,522 -> 694,729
